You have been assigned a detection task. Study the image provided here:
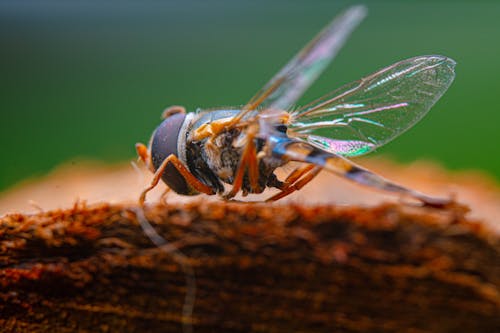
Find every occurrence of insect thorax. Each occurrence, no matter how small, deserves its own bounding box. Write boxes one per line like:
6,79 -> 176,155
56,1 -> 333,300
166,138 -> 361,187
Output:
185,109 -> 284,195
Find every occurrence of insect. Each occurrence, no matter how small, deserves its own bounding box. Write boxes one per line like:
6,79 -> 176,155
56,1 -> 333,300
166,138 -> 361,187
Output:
136,5 -> 455,206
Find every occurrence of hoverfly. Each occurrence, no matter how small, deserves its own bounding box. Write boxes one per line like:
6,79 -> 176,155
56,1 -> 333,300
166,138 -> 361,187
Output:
136,5 -> 456,206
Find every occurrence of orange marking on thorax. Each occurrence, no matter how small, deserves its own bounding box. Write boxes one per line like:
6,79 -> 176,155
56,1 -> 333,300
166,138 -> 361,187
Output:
191,117 -> 236,141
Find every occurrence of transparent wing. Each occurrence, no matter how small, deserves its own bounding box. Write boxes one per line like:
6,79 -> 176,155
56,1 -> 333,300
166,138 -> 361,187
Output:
233,5 -> 367,123
289,55 -> 456,157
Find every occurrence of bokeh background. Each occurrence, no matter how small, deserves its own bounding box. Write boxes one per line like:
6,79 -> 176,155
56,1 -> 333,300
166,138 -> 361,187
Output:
1,0 -> 499,193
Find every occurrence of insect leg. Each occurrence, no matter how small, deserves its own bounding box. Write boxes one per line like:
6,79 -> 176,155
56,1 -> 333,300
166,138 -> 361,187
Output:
246,139 -> 261,193
160,187 -> 171,205
136,143 -> 153,171
266,165 -> 322,202
139,154 -> 215,205
282,164 -> 316,186
224,133 -> 259,199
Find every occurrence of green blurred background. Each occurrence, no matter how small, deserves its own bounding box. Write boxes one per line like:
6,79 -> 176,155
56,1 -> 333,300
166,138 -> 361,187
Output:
1,0 -> 499,192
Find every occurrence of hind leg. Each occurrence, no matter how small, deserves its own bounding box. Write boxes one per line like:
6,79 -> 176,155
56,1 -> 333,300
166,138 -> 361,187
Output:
267,165 -> 322,202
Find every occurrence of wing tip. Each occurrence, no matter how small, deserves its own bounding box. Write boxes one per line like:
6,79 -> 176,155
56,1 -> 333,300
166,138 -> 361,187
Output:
412,55 -> 457,80
425,55 -> 457,70
346,5 -> 368,18
436,55 -> 457,71
436,56 -> 457,83
341,5 -> 368,25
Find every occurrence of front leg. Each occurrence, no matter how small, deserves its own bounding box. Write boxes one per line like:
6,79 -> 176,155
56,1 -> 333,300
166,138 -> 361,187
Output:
139,154 -> 215,205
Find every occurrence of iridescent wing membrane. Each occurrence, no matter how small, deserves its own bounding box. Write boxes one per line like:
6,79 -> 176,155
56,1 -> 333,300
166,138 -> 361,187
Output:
234,5 -> 367,122
288,56 -> 456,157
237,5 -> 455,158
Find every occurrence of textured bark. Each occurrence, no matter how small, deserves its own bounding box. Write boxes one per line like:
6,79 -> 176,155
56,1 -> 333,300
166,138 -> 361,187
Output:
1,200 -> 499,332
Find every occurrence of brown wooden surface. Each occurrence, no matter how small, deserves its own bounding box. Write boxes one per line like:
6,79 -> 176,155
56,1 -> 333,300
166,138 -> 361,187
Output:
0,160 -> 499,332
1,200 -> 499,332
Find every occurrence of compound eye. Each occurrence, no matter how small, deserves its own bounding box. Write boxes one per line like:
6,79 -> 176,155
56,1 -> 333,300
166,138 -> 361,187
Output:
150,112 -> 192,195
